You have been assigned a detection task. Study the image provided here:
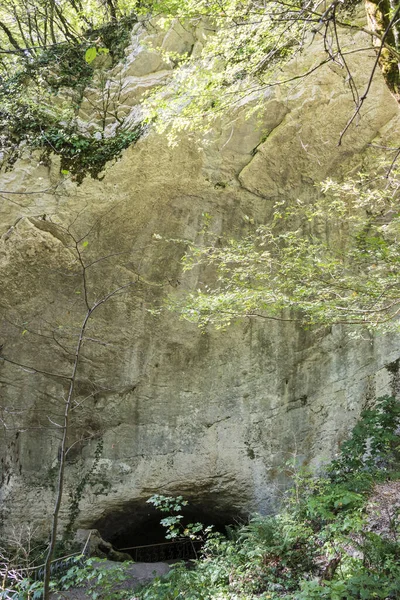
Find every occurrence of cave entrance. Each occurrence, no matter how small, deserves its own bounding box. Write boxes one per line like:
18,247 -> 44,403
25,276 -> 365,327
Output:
91,496 -> 243,562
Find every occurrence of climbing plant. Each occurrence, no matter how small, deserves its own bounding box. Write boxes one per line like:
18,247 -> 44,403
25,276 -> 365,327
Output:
64,439 -> 104,540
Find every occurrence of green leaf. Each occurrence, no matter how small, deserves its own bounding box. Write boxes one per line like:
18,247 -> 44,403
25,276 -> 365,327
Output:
85,47 -> 97,64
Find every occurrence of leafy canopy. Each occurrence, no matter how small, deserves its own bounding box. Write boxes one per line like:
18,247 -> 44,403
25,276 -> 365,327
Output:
140,0 -> 400,140
1,0 -> 398,150
174,161 -> 400,332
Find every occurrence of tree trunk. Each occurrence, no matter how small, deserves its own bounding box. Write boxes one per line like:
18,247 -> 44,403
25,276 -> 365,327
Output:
365,0 -> 400,103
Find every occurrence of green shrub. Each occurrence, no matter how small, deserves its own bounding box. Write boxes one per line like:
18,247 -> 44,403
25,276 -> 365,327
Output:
0,10 -> 140,175
327,395 -> 400,483
34,125 -> 144,182
297,567 -> 400,600
58,557 -> 131,600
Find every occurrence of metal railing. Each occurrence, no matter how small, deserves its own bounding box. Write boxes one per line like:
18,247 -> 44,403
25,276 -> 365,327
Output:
118,539 -> 202,562
23,531 -> 92,581
1,531 -> 92,598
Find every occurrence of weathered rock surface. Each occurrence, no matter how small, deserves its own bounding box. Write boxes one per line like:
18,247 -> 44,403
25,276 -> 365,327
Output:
0,17 -> 400,544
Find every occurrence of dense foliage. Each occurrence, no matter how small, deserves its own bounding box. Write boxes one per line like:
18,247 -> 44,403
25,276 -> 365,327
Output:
0,0 -> 143,178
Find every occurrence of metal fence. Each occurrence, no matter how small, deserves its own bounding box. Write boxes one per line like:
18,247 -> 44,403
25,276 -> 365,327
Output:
118,539 -> 203,562
25,531 -> 92,581
1,531 -> 92,599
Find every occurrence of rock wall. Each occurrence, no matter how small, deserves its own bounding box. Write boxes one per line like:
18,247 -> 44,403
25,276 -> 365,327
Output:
1,17 -> 400,541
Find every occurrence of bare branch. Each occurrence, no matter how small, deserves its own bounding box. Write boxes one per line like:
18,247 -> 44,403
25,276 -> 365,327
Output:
0,355 -> 72,381
338,3 -> 400,145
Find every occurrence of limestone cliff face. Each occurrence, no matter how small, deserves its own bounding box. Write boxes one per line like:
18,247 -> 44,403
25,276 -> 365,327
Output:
0,18 -> 399,541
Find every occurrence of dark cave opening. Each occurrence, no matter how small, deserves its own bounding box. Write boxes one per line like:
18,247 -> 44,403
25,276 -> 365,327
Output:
92,496 -> 244,562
